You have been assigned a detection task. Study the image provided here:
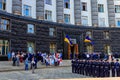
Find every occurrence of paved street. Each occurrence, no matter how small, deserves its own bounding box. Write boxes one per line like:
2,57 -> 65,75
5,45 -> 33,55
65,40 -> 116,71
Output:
0,67 -> 89,80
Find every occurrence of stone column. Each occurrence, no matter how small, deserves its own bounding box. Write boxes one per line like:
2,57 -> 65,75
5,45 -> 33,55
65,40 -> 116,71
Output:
74,0 -> 81,25
56,0 -> 64,23
12,0 -> 22,15
36,0 -> 44,20
107,0 -> 115,27
91,0 -> 98,27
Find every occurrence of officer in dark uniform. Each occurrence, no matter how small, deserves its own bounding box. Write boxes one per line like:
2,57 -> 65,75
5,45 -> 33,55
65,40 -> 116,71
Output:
92,60 -> 96,77
79,60 -> 82,74
111,59 -> 115,77
115,59 -> 120,77
104,60 -> 110,77
100,60 -> 105,77
96,60 -> 100,77
85,60 -> 88,76
82,60 -> 85,75
71,59 -> 74,73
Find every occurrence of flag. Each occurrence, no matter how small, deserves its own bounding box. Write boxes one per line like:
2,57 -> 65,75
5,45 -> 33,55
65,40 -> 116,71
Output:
64,35 -> 73,45
84,36 -> 94,45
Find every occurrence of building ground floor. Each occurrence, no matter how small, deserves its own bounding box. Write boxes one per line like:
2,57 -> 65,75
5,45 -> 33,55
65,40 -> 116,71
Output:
0,11 -> 120,60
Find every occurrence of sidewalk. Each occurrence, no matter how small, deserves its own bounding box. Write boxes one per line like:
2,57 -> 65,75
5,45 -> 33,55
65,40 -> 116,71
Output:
0,60 -> 71,72
43,77 -> 120,80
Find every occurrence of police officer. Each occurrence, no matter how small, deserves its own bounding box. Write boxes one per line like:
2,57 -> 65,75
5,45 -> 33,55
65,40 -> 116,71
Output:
104,60 -> 110,77
115,59 -> 120,77
71,59 -> 74,73
111,59 -> 115,77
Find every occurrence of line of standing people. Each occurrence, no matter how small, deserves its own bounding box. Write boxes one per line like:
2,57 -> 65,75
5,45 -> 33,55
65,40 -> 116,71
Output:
72,59 -> 120,77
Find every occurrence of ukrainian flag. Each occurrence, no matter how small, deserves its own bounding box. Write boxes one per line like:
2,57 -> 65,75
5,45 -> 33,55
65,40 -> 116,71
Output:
64,35 -> 73,45
84,36 -> 92,43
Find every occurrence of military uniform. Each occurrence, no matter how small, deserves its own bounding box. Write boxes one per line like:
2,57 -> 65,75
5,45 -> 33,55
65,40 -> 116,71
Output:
115,60 -> 120,77
111,61 -> 115,77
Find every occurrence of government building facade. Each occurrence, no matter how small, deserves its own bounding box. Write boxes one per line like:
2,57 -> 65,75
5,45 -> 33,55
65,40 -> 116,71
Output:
0,0 -> 120,60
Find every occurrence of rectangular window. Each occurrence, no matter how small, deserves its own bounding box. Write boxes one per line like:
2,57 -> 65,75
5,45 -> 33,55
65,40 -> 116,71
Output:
46,0 -> 52,5
50,43 -> 56,54
0,18 -> 10,30
116,19 -> 120,27
99,18 -> 105,27
49,28 -> 56,37
27,24 -> 34,33
24,5 -> 31,17
86,31 -> 92,39
64,0 -> 70,9
64,14 -> 70,23
27,42 -> 35,53
82,2 -> 87,11
0,0 -> 6,10
0,40 -> 9,55
115,5 -> 120,13
98,4 -> 104,12
104,31 -> 109,39
82,16 -> 88,26
45,10 -> 52,21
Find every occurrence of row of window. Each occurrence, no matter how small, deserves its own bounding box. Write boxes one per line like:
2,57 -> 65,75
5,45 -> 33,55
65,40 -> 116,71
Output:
86,45 -> 111,54
0,19 -> 110,40
0,39 -> 56,55
0,18 -> 56,36
1,0 -> 120,13
86,31 -> 109,39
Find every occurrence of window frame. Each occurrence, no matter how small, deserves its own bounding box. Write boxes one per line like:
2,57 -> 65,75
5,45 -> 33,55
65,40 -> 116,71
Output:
115,5 -> 120,13
64,14 -> 70,24
45,10 -> 52,21
82,2 -> 87,11
104,31 -> 110,39
81,16 -> 88,26
27,24 -> 35,34
23,5 -> 31,17
64,0 -> 70,9
116,19 -> 120,27
45,0 -> 52,5
98,4 -> 104,12
49,27 -> 56,37
0,0 -> 6,11
86,31 -> 92,39
0,18 -> 10,31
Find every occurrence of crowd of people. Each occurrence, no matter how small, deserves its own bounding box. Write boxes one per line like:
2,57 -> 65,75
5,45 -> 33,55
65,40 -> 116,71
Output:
72,52 -> 120,77
7,51 -> 63,73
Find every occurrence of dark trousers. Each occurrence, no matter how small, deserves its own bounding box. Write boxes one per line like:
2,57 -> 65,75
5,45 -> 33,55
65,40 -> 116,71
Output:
112,69 -> 115,77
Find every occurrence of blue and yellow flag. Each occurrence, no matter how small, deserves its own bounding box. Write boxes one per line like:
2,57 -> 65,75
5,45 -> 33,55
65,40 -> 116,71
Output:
84,36 -> 91,43
64,35 -> 73,45
84,36 -> 94,45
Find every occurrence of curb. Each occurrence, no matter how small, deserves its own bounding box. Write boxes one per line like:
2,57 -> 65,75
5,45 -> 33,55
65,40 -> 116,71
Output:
0,65 -> 71,72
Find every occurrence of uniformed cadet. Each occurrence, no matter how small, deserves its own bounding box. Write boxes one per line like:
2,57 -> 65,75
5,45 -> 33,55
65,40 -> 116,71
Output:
71,59 -> 74,73
100,60 -> 105,77
81,60 -> 85,75
96,60 -> 100,77
104,60 -> 110,77
111,59 -> 115,77
92,60 -> 96,77
115,59 -> 120,77
85,60 -> 88,76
